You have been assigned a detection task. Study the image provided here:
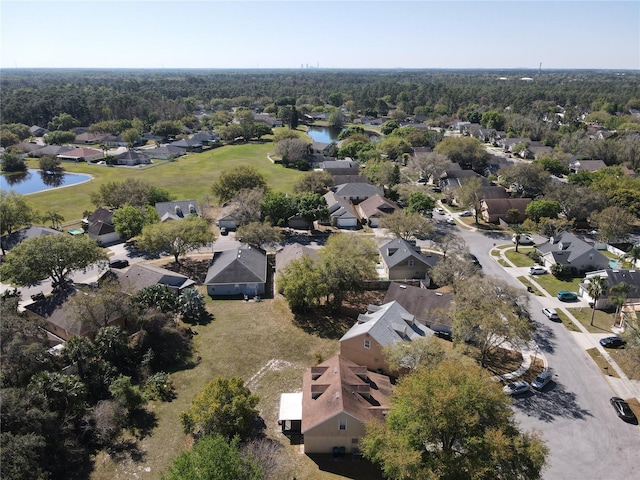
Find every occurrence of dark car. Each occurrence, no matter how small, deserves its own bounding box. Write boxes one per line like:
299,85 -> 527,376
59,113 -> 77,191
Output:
557,291 -> 578,302
220,227 -> 228,236
109,258 -> 129,269
600,336 -> 625,349
468,254 -> 481,268
434,329 -> 453,341
610,397 -> 638,423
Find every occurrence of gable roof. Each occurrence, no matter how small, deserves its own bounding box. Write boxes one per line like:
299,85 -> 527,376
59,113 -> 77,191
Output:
87,207 -> 114,224
204,244 -> 267,285
332,182 -> 384,199
87,220 -> 115,236
357,194 -> 400,218
115,150 -> 150,162
383,282 -> 454,327
275,242 -> 320,274
301,354 -> 391,433
481,198 -> 532,215
155,200 -> 199,221
1,226 -> 63,252
341,300 -> 432,347
536,232 -> 609,267
114,263 -> 195,293
32,145 -> 74,157
479,185 -> 509,200
379,237 -> 439,269
57,147 -> 102,159
324,191 -> 358,220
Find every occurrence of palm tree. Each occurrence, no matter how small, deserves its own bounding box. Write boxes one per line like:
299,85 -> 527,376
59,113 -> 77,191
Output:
44,210 -> 64,230
627,245 -> 640,268
586,275 -> 607,326
609,281 -> 636,328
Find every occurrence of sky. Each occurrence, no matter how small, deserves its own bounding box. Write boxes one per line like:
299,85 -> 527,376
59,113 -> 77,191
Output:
1,0 -> 639,70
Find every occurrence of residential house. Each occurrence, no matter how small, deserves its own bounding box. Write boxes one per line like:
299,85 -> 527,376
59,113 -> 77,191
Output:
115,150 -> 151,166
379,238 -> 439,281
331,183 -> 384,205
217,205 -> 240,231
113,263 -> 195,295
527,144 -> 554,160
357,194 -> 399,227
191,130 -> 220,146
478,185 -> 510,201
275,242 -> 320,276
1,225 -> 62,255
535,232 -> 610,274
569,159 -> 607,174
383,282 -> 454,332
331,174 -> 369,186
497,137 -> 531,152
57,147 -> 103,162
144,145 -> 186,160
155,200 -> 199,222
484,155 -> 512,177
75,132 -> 107,145
31,145 -> 74,158
14,141 -> 43,156
323,191 -> 359,229
339,301 -> 433,374
204,244 -> 268,297
298,354 -> 392,454
29,125 -> 48,137
24,287 -> 125,342
253,114 -> 282,128
480,198 -> 532,224
84,207 -> 120,246
170,137 -> 203,152
310,141 -> 332,156
319,160 -> 360,176
104,134 -> 129,147
580,269 -> 640,311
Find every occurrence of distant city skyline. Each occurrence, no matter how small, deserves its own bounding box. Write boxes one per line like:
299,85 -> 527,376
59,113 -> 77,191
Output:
1,1 -> 638,71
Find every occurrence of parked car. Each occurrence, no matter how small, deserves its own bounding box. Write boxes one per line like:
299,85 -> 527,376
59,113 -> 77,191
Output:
528,266 -> 546,275
503,381 -> 530,396
431,186 -> 442,193
434,207 -> 445,215
557,291 -> 578,302
446,217 -> 455,225
610,397 -> 638,423
513,233 -> 534,245
434,329 -> 453,341
542,307 -> 559,320
109,258 -> 129,269
600,336 -> 626,349
532,371 -> 552,391
417,177 -> 427,184
468,254 -> 481,268
458,210 -> 472,217
220,227 -> 228,236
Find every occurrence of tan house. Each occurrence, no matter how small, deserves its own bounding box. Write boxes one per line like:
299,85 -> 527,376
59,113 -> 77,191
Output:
300,354 -> 392,454
480,198 -> 532,224
379,237 -> 439,281
339,301 -> 433,375
357,194 -> 400,227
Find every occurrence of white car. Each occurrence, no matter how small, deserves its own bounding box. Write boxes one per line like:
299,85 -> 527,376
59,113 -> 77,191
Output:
458,210 -> 472,217
528,266 -> 546,275
542,307 -> 559,320
446,217 -> 455,225
513,233 -> 534,245
531,371 -> 552,391
503,381 -> 530,396
434,207 -> 445,215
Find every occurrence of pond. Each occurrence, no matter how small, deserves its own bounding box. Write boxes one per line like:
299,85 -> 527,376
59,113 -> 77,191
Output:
307,126 -> 344,143
1,169 -> 92,195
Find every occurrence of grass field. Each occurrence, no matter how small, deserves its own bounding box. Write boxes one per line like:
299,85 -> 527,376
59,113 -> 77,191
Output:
23,141 -> 306,225
504,247 -> 535,267
531,275 -> 583,297
566,307 -> 616,334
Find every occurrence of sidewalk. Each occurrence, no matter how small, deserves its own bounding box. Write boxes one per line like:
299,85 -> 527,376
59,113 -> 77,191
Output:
493,244 -> 640,401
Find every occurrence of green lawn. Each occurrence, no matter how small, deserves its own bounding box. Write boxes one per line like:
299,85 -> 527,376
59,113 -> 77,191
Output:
504,247 -> 535,267
566,307 -> 616,334
24,141 -> 306,225
530,275 -> 583,297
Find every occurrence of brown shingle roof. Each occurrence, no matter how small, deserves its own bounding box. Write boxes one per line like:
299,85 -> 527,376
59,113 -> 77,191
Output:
302,355 -> 391,433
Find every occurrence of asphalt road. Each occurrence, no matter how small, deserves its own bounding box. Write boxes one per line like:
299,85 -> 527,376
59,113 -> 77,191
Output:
455,225 -> 640,480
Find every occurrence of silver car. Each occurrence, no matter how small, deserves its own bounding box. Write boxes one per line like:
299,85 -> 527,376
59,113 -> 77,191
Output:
532,371 -> 552,391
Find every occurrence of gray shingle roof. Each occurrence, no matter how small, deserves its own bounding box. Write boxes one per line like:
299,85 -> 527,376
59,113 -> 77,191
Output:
340,301 -> 432,346
275,243 -> 320,273
332,183 -> 383,199
205,244 -> 267,285
155,200 -> 198,221
383,282 -> 454,328
1,226 -> 63,252
115,263 -> 195,293
536,232 -> 608,267
380,238 -> 439,269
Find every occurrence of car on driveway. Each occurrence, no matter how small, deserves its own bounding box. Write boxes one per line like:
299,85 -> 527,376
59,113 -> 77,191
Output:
503,381 -> 530,396
458,210 -> 472,217
220,227 -> 228,236
434,207 -> 445,215
109,258 -> 129,269
532,371 -> 552,391
557,291 -> 578,302
446,217 -> 455,225
528,266 -> 546,275
600,336 -> 626,349
610,397 -> 638,423
542,307 -> 559,320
